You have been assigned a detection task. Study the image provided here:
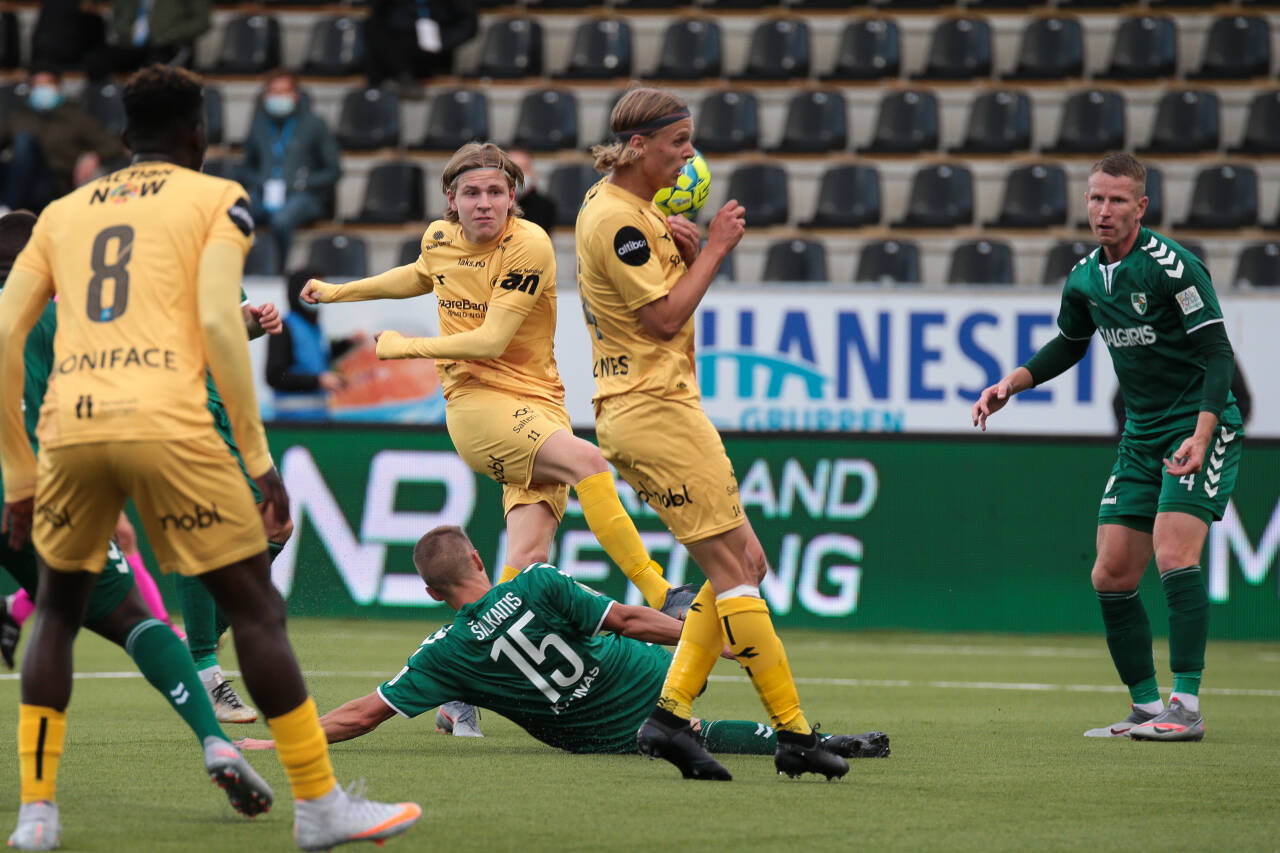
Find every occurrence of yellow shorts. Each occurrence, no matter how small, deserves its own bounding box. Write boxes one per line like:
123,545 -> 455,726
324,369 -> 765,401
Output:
596,394 -> 744,545
34,434 -> 267,576
445,384 -> 570,520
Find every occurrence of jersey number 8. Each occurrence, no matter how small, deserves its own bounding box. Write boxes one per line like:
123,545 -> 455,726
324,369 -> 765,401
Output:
87,224 -> 135,323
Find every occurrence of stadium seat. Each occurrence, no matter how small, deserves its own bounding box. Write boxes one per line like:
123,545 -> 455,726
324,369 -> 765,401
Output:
1172,238 -> 1208,265
336,87 -> 400,151
398,237 -> 423,267
81,81 -> 126,136
418,88 -> 489,151
762,239 -> 828,283
950,89 -> 1031,154
1190,15 -> 1271,79
211,14 -> 281,74
547,163 -> 599,228
893,163 -> 973,228
1100,16 -> 1177,80
914,17 -> 993,80
0,11 -> 19,69
694,90 -> 759,153
733,18 -> 810,80
555,18 -> 631,80
306,234 -> 368,279
802,164 -> 881,228
858,89 -> 939,154
202,85 -> 224,147
726,164 -> 789,227
702,0 -> 777,9
475,18 -> 543,78
1042,239 -> 1094,284
244,234 -> 281,277
1139,90 -> 1219,154
648,18 -> 721,80
772,90 -> 847,154
301,16 -> 365,77
1005,16 -> 1083,80
987,164 -> 1068,228
0,82 -> 24,130
819,18 -> 900,81
1045,89 -> 1125,154
614,0 -> 691,7
855,239 -> 920,285
1229,90 -> 1280,154
966,0 -> 1040,7
512,89 -> 579,152
1176,164 -> 1258,230
201,157 -> 242,184
949,239 -> 1015,286
1233,242 -> 1280,288
351,162 -> 426,225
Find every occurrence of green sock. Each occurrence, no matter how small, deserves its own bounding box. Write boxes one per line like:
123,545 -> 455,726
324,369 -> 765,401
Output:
697,719 -> 777,755
1162,566 -> 1208,695
125,619 -> 226,744
176,574 -> 224,670
1096,588 -> 1160,705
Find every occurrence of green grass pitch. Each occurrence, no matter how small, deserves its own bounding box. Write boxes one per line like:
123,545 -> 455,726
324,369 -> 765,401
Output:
1,620 -> 1276,852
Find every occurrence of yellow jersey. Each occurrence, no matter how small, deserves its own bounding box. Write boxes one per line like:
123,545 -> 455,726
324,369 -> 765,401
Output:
574,178 -> 697,405
412,216 -> 563,404
10,161 -> 254,449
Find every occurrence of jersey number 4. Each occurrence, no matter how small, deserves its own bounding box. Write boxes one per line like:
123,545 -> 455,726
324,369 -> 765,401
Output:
87,224 -> 135,323
490,611 -> 584,703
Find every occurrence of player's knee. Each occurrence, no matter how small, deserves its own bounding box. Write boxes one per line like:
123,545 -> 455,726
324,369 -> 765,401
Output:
572,438 -> 610,478
1090,560 -> 1136,591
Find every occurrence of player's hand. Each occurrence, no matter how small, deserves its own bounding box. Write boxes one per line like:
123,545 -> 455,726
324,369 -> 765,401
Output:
666,215 -> 700,266
299,279 -> 330,304
234,737 -> 276,751
1163,436 -> 1207,476
706,200 -> 746,254
374,330 -> 407,360
2,497 -> 33,551
972,380 -> 1014,431
249,302 -> 283,335
252,468 -> 290,533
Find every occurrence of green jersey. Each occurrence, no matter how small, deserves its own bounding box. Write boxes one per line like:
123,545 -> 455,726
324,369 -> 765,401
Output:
1057,228 -> 1239,435
378,564 -> 672,754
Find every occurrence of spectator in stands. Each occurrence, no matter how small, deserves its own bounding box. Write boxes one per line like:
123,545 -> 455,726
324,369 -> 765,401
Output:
241,71 -> 341,269
364,0 -> 478,88
508,147 -> 556,234
85,0 -> 210,80
266,269 -> 361,421
0,67 -> 126,214
30,0 -> 106,74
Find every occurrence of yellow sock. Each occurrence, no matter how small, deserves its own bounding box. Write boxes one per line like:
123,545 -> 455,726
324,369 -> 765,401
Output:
717,595 -> 811,735
656,583 -> 722,719
575,471 -> 669,608
498,565 -> 521,584
18,705 -> 66,804
267,697 -> 337,801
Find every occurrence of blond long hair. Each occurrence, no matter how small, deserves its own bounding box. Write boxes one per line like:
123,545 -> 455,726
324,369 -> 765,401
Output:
440,142 -> 525,223
591,87 -> 690,173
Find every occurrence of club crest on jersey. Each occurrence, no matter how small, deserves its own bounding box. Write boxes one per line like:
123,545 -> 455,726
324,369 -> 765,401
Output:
1130,292 -> 1148,315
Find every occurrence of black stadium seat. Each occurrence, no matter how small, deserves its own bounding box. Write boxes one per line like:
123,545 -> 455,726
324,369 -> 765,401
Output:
244,234 -> 281,277
1230,90 -> 1280,154
949,239 -> 1015,286
763,240 -> 827,283
511,89 -> 578,152
81,81 -> 127,136
212,14 -> 281,74
306,234 -> 368,279
894,163 -> 973,228
547,163 -> 599,228
915,17 -> 992,80
772,90 -> 847,154
987,164 -> 1068,229
301,16 -> 365,77
726,164 -> 789,227
1006,16 -> 1083,80
803,164 -> 881,228
950,89 -> 1031,154
336,87 -> 400,151
1177,164 -> 1258,230
475,18 -> 543,78
1190,15 -> 1271,80
351,162 -> 426,225
0,11 -> 20,70
418,88 -> 489,152
733,18 -> 810,80
820,18 -> 900,81
649,18 -> 721,80
1140,90 -> 1219,154
556,18 -> 632,80
1046,89 -> 1125,154
202,85 -> 224,147
201,157 -> 241,183
1042,240 -> 1094,285
1233,242 -> 1280,288
398,237 -> 422,267
859,89 -> 939,154
1101,16 -> 1177,80
856,239 -> 920,285
694,90 -> 759,153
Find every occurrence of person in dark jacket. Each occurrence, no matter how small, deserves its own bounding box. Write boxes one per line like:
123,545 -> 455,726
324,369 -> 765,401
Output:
508,147 -> 556,234
84,0 -> 210,80
266,269 -> 360,420
364,0 -> 477,88
241,71 -> 341,267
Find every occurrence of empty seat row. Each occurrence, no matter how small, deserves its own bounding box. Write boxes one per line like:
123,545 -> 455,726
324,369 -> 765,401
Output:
203,13 -> 1278,82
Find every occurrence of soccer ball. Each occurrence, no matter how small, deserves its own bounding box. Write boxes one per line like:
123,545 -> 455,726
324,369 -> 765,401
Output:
653,151 -> 711,219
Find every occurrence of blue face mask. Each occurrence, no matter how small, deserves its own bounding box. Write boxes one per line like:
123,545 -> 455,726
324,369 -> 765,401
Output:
263,94 -> 297,118
28,85 -> 64,112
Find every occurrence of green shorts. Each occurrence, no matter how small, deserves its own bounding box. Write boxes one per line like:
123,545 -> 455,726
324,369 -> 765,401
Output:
1,540 -> 135,626
1098,420 -> 1244,533
210,400 -> 261,502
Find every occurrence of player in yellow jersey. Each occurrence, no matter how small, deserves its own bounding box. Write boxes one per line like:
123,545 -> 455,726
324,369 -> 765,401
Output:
576,88 -> 850,781
0,66 -> 419,851
301,142 -> 694,620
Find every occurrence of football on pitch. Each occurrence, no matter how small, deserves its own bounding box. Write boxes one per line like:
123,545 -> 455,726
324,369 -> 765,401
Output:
653,151 -> 711,219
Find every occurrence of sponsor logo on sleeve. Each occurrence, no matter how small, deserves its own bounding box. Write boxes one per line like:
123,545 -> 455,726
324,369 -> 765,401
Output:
613,226 -> 650,267
1175,286 -> 1204,315
227,198 -> 254,237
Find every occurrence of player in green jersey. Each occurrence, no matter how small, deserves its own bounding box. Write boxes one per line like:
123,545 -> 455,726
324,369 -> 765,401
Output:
973,153 -> 1242,742
238,526 -> 889,763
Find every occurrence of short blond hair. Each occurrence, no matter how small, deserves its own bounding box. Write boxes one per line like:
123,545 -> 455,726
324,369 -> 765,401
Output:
1090,152 -> 1146,196
440,142 -> 525,223
412,526 -> 476,592
591,87 -> 690,173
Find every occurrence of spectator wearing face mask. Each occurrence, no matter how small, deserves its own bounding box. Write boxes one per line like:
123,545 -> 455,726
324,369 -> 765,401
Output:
0,67 -> 127,214
240,70 -> 341,267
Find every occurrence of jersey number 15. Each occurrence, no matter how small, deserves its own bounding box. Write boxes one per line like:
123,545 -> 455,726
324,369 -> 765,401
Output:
490,611 -> 585,704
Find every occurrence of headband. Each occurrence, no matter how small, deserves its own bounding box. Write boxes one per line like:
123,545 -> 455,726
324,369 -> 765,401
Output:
447,164 -> 515,191
613,109 -> 692,142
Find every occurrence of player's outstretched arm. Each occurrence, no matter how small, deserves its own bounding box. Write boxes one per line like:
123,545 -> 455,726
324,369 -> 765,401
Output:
601,602 -> 684,646
972,367 -> 1032,431
375,304 -> 525,361
238,692 -> 397,750
301,264 -> 431,305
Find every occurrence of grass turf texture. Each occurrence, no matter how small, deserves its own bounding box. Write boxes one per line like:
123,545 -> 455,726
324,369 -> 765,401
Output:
0,621 -> 1276,852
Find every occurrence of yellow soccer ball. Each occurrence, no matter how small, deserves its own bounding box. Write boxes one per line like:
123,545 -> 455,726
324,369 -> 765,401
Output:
653,151 -> 711,219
